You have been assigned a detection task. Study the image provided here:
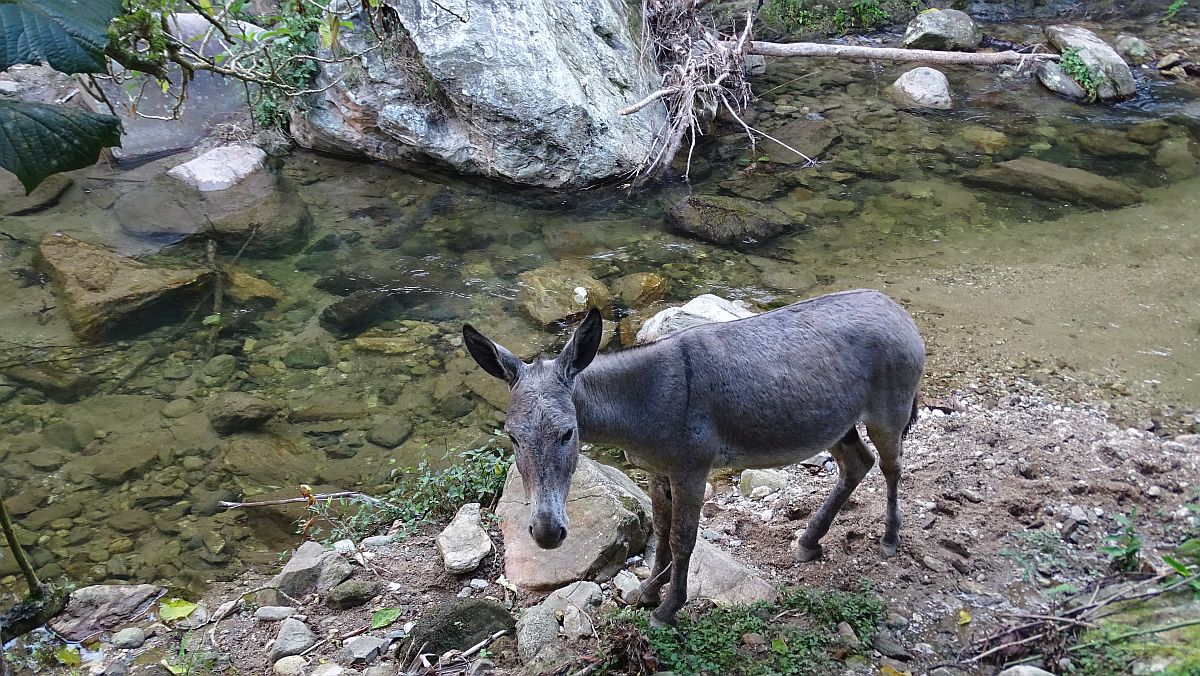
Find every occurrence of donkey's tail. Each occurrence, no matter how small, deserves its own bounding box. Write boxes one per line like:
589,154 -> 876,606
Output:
901,391 -> 920,440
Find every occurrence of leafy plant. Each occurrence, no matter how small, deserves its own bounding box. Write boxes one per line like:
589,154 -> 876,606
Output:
1165,0 -> 1189,21
1000,529 -> 1069,582
301,445 -> 512,543
0,0 -> 124,193
591,582 -> 884,675
1059,47 -> 1104,102
1100,508 -> 1142,573
163,631 -> 215,675
762,0 -> 912,36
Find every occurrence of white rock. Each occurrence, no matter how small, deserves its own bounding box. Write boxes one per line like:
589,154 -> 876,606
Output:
561,605 -> 592,639
888,67 -> 953,110
740,469 -> 788,496
167,145 -> 267,192
272,655 -> 307,676
636,294 -> 756,343
435,502 -> 494,574
686,539 -> 776,605
612,570 -> 642,604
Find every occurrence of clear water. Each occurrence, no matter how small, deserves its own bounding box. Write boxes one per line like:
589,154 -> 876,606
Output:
1,52 -> 1198,601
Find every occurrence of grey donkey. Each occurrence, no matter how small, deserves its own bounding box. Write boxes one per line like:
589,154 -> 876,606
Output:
463,289 -> 925,626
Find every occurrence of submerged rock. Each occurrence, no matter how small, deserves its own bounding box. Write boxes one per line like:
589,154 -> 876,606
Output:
888,67 -> 953,110
758,116 -> 841,164
1114,34 -> 1155,66
666,194 -> 792,246
435,502 -> 494,574
1043,25 -> 1136,101
516,263 -> 612,326
206,392 -> 280,434
498,456 -> 650,590
965,157 -> 1141,207
2,364 -> 94,403
902,9 -> 981,51
1037,61 -> 1090,101
34,234 -> 213,343
293,1 -> 664,188
612,272 -> 667,309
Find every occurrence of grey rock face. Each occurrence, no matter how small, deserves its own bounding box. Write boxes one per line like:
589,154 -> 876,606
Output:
292,1 -> 665,188
902,9 -> 982,51
48,584 -> 164,641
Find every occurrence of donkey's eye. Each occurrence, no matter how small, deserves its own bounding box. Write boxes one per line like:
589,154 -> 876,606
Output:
507,434 -> 519,448
559,429 -> 574,444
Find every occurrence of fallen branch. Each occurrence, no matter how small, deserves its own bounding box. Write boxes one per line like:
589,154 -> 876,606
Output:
745,42 -> 1058,65
218,491 -> 389,510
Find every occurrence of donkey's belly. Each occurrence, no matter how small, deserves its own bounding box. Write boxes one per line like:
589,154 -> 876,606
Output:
717,441 -> 836,470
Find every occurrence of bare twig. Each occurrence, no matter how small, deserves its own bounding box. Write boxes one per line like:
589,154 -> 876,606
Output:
218,491 -> 389,509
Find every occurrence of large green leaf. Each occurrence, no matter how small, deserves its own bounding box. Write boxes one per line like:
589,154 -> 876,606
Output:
0,99 -> 121,193
0,0 -> 122,73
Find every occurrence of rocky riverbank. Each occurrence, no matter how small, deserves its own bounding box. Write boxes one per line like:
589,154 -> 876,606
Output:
29,373 -> 1199,675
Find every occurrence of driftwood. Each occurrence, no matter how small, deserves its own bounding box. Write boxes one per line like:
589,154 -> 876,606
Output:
745,41 -> 1057,65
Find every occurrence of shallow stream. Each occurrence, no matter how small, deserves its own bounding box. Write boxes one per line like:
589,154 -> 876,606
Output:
1,21 -> 1199,603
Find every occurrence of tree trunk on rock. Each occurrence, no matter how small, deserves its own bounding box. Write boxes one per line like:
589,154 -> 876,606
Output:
745,41 -> 1056,65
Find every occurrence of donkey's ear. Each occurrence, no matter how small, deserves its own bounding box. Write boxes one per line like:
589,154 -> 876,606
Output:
463,323 -> 524,386
558,308 -> 604,380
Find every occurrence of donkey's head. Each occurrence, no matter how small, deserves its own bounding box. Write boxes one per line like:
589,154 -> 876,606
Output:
462,309 -> 604,549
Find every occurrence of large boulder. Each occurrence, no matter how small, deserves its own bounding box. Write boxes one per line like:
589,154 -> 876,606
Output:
965,157 -> 1141,207
48,584 -> 164,641
405,599 -> 515,657
888,67 -> 953,110
1043,25 -> 1136,101
168,145 -> 267,191
497,456 -> 651,590
516,263 -> 613,326
636,294 -> 756,343
902,9 -> 982,51
666,195 -> 792,246
292,1 -> 665,188
33,234 -> 213,343
257,541 -> 353,606
687,539 -> 777,605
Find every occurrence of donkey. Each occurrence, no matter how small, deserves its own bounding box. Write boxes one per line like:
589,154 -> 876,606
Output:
463,288 -> 925,626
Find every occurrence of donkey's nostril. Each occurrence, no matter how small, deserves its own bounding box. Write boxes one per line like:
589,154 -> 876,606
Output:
557,526 -> 567,543
528,524 -> 534,537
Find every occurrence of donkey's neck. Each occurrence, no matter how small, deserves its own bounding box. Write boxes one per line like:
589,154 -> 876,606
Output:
572,345 -> 664,447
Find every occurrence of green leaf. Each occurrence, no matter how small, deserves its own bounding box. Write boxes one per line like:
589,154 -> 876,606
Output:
54,646 -> 81,667
0,0 -> 123,73
770,636 -> 788,654
202,313 -> 222,326
371,607 -> 403,629
0,99 -> 121,193
159,598 -> 199,622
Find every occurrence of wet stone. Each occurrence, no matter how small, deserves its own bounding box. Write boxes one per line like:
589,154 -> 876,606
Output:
111,627 -> 146,649
200,355 -> 238,386
326,579 -> 382,609
206,392 -> 280,434
283,343 -> 331,370
366,416 -> 413,448
109,510 -> 154,533
161,399 -> 196,419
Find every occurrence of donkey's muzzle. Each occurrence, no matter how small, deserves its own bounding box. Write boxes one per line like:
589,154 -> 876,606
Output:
529,522 -> 568,549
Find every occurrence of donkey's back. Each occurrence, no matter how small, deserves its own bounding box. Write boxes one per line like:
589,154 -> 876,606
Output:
666,289 -> 924,467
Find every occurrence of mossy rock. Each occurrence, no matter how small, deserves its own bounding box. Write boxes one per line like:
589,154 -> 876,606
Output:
404,598 -> 515,657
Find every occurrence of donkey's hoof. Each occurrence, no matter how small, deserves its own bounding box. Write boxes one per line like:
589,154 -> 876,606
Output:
881,539 -> 900,558
650,607 -> 677,627
795,543 -> 823,563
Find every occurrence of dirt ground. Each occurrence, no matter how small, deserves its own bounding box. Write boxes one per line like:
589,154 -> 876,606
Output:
130,368 -> 1197,676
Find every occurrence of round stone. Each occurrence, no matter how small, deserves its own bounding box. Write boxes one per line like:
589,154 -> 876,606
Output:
273,655 -> 308,676
111,627 -> 146,649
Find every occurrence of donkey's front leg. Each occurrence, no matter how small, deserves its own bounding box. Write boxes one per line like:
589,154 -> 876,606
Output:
634,474 -> 672,608
650,472 -> 706,627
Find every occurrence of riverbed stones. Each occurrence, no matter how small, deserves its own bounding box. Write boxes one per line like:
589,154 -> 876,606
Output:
516,581 -> 603,660
271,618 -> 317,662
1037,61 -> 1090,101
666,194 -> 792,246
1154,137 -> 1200,180
888,67 -> 953,110
206,392 -> 280,433
498,456 -> 650,589
33,234 -> 213,343
2,364 -> 95,403
612,272 -> 667,308
740,469 -> 788,496
41,420 -> 94,453
365,416 -> 413,448
168,146 -> 267,191
902,9 -> 981,51
1044,25 -> 1136,101
221,266 -> 283,305
435,502 -> 494,574
964,157 -> 1141,207
516,263 -> 612,326
636,294 -> 756,343
282,342 -> 331,369
48,584 -> 163,641
1075,129 -> 1150,159
219,434 -> 320,486
89,440 -> 163,485
272,656 -> 308,676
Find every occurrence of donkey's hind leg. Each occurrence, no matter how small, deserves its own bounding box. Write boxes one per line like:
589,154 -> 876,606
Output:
633,474 -> 672,608
796,427 -> 874,563
866,422 -> 906,558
